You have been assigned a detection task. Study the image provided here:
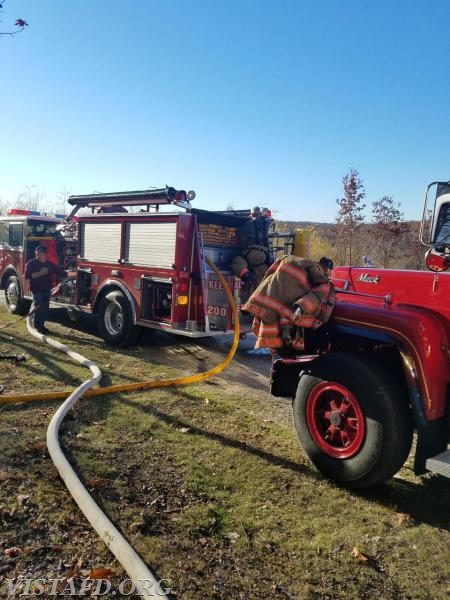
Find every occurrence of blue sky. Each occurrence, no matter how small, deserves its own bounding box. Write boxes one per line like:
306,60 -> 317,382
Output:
1,0 -> 450,221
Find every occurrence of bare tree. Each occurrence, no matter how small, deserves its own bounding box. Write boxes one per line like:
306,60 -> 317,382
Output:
334,168 -> 366,264
370,195 -> 403,268
0,1 -> 28,36
0,195 -> 9,215
401,220 -> 427,270
16,185 -> 46,211
52,187 -> 72,215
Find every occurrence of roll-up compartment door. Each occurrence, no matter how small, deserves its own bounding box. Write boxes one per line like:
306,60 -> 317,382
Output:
124,222 -> 177,268
80,223 -> 122,263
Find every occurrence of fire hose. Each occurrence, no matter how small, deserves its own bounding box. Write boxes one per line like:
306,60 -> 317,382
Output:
0,285 -> 70,363
1,258 -> 240,598
0,290 -> 59,332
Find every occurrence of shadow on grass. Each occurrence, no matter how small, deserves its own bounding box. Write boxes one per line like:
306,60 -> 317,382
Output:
48,307 -> 100,339
355,476 -> 450,531
0,330 -> 133,389
117,395 -> 322,479
95,394 -> 450,533
0,329 -> 91,385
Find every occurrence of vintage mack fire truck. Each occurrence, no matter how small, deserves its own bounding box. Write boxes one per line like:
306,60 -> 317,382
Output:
0,187 -> 296,346
270,180 -> 450,487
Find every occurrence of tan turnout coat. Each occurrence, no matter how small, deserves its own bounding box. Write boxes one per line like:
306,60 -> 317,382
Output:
242,255 -> 336,350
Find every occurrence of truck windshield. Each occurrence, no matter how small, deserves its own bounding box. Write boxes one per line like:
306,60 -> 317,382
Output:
27,219 -> 58,236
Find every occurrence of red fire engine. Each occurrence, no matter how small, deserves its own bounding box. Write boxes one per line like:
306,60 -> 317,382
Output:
270,180 -> 450,487
0,187 -> 293,347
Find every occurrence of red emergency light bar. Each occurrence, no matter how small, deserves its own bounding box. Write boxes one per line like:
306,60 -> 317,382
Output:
7,209 -> 41,216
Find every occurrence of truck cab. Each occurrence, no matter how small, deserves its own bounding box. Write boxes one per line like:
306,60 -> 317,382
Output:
0,210 -> 69,314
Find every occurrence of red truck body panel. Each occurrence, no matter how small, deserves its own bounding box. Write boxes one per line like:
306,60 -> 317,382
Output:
331,266 -> 450,420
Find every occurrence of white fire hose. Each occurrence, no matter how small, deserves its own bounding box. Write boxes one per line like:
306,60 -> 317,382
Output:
27,318 -> 169,599
20,257 -> 240,598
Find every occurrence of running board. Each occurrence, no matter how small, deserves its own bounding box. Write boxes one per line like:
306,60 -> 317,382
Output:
426,450 -> 450,478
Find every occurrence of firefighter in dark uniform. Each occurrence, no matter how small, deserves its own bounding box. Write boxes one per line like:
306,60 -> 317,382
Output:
232,206 -> 270,287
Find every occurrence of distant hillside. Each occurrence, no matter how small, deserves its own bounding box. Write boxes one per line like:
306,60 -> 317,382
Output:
278,220 -> 333,230
278,220 -> 421,232
274,219 -> 425,270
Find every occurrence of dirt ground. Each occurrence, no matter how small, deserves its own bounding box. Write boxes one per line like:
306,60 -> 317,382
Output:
49,303 -> 291,423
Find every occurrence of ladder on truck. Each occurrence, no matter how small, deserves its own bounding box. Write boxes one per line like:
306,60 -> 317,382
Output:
66,187 -> 195,219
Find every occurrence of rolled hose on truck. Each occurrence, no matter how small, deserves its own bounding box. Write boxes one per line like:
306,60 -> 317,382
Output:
2,258 -> 240,599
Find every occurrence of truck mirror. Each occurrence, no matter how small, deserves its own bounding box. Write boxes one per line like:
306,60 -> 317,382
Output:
425,247 -> 450,272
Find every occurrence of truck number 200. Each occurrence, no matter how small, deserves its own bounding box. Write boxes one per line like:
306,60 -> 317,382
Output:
207,305 -> 227,317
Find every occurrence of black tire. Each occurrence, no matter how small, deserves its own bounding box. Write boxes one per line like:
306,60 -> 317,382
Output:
293,353 -> 413,488
4,275 -> 31,315
97,291 -> 141,347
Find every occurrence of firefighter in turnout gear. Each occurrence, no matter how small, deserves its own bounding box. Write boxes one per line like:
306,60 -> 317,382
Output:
231,206 -> 271,288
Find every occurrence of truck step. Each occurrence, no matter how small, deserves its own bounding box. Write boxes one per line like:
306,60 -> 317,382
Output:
426,450 -> 450,478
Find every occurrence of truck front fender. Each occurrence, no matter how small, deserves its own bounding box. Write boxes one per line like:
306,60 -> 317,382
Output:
331,302 -> 450,421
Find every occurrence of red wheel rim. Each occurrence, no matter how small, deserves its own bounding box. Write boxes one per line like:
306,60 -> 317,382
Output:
306,381 -> 365,459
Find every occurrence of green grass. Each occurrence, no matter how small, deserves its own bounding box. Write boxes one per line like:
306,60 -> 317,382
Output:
1,306 -> 450,599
